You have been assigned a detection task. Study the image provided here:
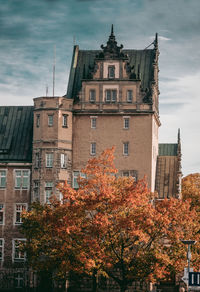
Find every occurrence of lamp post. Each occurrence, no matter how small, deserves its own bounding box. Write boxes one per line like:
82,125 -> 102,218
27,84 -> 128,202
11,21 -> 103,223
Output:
181,240 -> 196,291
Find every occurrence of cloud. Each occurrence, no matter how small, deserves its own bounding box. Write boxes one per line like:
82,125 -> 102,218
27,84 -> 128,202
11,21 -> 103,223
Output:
0,0 -> 200,176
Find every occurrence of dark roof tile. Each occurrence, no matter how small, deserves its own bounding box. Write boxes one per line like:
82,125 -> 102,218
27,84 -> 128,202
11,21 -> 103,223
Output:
66,46 -> 155,99
0,106 -> 33,162
159,143 -> 178,156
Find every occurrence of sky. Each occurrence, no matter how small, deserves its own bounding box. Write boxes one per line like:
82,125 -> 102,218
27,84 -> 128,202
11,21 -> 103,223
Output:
0,0 -> 200,176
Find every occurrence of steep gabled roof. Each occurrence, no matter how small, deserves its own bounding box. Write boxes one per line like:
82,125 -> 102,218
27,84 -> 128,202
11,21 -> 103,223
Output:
0,106 -> 33,162
155,142 -> 181,198
159,143 -> 178,156
66,46 -> 155,99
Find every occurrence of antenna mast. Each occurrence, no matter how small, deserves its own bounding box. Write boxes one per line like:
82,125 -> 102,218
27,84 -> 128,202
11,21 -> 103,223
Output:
46,84 -> 48,97
53,45 -> 56,97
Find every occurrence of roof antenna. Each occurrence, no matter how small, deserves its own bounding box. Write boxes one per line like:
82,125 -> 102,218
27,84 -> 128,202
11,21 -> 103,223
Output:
53,45 -> 56,97
111,24 -> 114,36
73,35 -> 76,46
46,84 -> 48,97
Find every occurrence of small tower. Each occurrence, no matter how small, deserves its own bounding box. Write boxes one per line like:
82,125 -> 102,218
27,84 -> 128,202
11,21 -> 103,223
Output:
32,96 -> 73,204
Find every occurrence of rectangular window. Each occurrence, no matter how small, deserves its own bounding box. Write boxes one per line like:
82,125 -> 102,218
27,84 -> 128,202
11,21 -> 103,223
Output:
127,90 -> 133,102
90,142 -> 96,156
36,114 -> 40,127
91,117 -> 97,129
122,170 -> 137,181
108,65 -> 115,78
46,153 -> 53,168
123,117 -> 130,129
61,153 -> 67,168
15,204 -> 27,224
13,239 -> 26,261
89,90 -> 96,102
0,204 -> 4,224
0,239 -> 4,261
14,272 -> 24,289
73,171 -> 86,189
0,170 -> 6,188
105,90 -> 117,102
35,152 -> 40,168
48,115 -> 53,127
45,181 -> 53,204
33,181 -> 40,201
15,170 -> 30,189
123,142 -> 129,156
62,114 -> 68,127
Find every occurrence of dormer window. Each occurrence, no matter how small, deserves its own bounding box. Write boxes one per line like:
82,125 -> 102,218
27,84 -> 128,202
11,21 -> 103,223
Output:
108,66 -> 115,78
89,90 -> 96,102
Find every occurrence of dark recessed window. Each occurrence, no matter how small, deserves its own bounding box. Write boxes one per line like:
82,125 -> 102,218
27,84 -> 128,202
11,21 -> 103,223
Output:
62,114 -> 68,127
108,66 -> 115,78
127,90 -> 133,102
36,115 -> 40,127
105,90 -> 117,102
123,142 -> 129,156
48,115 -> 53,127
90,142 -> 96,156
89,90 -> 96,102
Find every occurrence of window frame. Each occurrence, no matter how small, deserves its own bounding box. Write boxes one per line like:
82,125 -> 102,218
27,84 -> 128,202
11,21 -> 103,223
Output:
14,170 -> 30,190
105,89 -> 117,103
46,153 -> 53,168
12,239 -> 26,262
33,181 -> 40,201
73,171 -> 86,189
60,153 -> 67,168
123,142 -> 129,156
36,114 -> 40,127
14,203 -> 27,225
90,116 -> 97,129
90,142 -> 96,156
35,152 -> 40,168
108,65 -> 115,79
45,181 -> 53,204
0,170 -> 6,188
0,204 -> 4,225
89,89 -> 96,103
127,90 -> 133,103
48,114 -> 53,127
0,238 -> 4,261
123,117 -> 130,129
62,114 -> 68,128
14,272 -> 24,289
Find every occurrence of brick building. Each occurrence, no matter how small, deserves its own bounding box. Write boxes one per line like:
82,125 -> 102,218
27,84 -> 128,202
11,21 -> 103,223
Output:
0,27 -> 181,290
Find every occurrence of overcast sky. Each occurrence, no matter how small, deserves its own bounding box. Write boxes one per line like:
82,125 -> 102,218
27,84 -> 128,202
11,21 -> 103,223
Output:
0,0 -> 200,176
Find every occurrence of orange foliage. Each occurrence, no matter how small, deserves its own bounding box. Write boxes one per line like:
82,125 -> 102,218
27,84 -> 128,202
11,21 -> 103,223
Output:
21,149 -> 199,291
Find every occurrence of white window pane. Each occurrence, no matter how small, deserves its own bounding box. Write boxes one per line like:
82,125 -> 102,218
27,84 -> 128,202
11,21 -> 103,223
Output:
127,90 -> 133,102
46,153 -> 53,167
48,115 -> 53,126
91,118 -> 96,129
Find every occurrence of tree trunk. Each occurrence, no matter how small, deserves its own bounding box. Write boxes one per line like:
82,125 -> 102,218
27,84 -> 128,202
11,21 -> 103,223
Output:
92,269 -> 98,292
119,283 -> 127,292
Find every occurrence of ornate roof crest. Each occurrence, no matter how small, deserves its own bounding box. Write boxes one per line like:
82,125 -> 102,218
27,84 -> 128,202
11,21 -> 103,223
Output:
96,25 -> 128,60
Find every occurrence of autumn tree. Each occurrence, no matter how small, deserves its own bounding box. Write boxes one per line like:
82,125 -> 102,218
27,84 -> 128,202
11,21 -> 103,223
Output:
22,149 -> 199,292
182,173 -> 200,208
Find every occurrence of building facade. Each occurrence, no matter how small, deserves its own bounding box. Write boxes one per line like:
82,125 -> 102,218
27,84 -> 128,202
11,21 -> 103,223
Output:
0,27 -> 181,290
